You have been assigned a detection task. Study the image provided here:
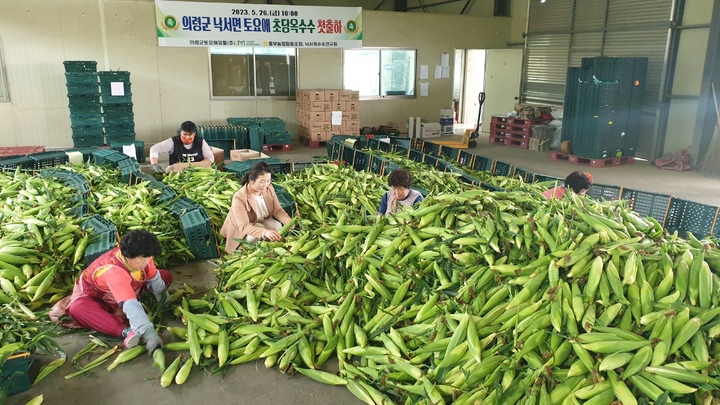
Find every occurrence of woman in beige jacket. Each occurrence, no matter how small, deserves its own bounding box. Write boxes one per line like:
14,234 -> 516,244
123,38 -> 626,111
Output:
220,162 -> 292,253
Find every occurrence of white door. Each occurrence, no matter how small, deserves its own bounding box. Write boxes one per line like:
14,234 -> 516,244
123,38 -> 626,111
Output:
482,49 -> 523,133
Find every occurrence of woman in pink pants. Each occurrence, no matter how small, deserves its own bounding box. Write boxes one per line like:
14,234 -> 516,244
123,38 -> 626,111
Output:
50,229 -> 171,354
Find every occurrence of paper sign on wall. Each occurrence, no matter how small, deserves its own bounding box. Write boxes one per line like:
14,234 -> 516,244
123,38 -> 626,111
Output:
331,111 -> 342,125
420,82 -> 429,97
441,66 -> 450,79
441,53 -> 449,67
434,66 -> 441,79
420,65 -> 428,80
111,82 -> 125,96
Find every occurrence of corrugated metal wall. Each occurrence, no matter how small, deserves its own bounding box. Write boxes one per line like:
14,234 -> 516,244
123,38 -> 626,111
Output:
522,0 -> 673,159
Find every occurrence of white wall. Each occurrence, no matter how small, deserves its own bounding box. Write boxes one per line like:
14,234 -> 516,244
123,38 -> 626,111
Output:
0,1 -> 515,147
664,0 -> 714,154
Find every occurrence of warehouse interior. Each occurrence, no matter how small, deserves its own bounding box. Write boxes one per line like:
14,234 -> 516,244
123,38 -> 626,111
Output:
3,0 -> 720,404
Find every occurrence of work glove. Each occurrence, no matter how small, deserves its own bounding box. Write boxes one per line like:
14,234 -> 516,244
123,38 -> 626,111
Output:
144,330 -> 163,355
152,164 -> 164,173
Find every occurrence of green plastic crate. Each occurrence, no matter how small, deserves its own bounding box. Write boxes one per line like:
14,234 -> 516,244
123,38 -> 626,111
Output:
108,140 -> 145,163
65,72 -> 98,84
39,169 -> 91,194
81,214 -> 118,236
180,208 -> 218,259
98,71 -> 130,83
72,136 -> 105,147
102,93 -> 133,104
92,149 -> 128,167
0,156 -> 34,170
70,114 -> 103,127
83,231 -> 118,265
0,352 -> 31,397
169,196 -> 203,219
66,82 -> 100,95
64,61 -> 97,73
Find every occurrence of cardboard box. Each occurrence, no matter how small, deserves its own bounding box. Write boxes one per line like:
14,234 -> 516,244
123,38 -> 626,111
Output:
307,101 -> 331,112
310,121 -> 332,132
310,131 -> 331,142
345,130 -> 360,136
331,124 -> 343,133
210,146 -> 225,165
230,149 -> 271,162
310,111 -> 327,122
421,122 -> 442,138
331,101 -> 345,111
346,102 -> 359,112
344,120 -> 360,131
169,160 -> 213,172
338,90 -> 357,101
306,90 -> 325,101
325,90 -> 339,102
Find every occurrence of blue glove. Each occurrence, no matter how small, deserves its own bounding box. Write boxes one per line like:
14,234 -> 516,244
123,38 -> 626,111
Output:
143,330 -> 163,354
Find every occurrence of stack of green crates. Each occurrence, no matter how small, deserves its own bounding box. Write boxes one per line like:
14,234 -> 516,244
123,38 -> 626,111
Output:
100,71 -> 135,144
65,61 -> 104,147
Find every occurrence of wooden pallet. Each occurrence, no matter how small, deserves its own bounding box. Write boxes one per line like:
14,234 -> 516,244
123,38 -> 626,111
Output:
263,143 -> 292,152
489,134 -> 529,149
299,136 -> 327,149
549,152 -> 636,168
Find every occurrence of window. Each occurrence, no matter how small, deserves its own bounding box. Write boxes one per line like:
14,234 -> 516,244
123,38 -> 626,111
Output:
0,39 -> 7,101
209,47 -> 296,98
494,0 -> 511,17
343,49 -> 416,98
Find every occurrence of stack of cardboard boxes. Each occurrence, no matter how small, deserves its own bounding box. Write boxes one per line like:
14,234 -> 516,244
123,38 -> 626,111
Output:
296,89 -> 360,143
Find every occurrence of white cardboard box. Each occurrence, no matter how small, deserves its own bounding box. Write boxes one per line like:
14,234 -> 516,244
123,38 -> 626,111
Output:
421,122 -> 442,138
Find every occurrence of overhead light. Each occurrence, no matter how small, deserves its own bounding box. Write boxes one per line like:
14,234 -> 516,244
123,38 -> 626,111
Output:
541,0 -> 546,2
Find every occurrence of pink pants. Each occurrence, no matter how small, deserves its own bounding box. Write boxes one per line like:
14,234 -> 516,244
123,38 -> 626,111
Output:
67,270 -> 173,337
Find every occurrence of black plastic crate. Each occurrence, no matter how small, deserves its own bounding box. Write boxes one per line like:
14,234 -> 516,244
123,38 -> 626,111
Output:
620,189 -> 672,223
492,161 -> 513,177
64,61 -> 97,73
98,71 -> 130,83
664,198 -> 718,237
408,149 -> 424,163
291,162 -> 315,172
439,146 -> 460,161
70,114 -> 103,127
472,155 -> 492,172
458,150 -> 474,166
181,208 -> 218,259
587,184 -> 622,202
29,151 -> 69,169
268,162 -> 292,174
513,167 -> 532,182
422,142 -> 441,157
424,154 -> 439,168
352,150 -> 370,171
169,196 -> 203,219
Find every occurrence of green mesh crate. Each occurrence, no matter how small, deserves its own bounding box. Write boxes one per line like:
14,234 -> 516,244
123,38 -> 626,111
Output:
422,142 -> 441,157
492,161 -> 514,177
69,104 -> 102,115
664,198 -> 719,237
369,156 -> 387,175
458,150 -> 474,166
267,162 -> 292,174
180,208 -> 218,259
65,72 -> 99,84
206,139 -> 235,158
258,117 -> 286,133
264,131 -> 292,144
83,231 -> 118,265
66,82 -> 100,95
291,162 -> 316,172
98,71 -> 130,83
587,184 -> 622,202
81,215 -> 118,236
227,117 -> 258,127
102,93 -> 133,104
383,161 -> 402,176
248,126 -> 264,152
104,124 -> 135,136
102,104 -> 133,115
72,136 -> 105,147
39,169 -> 91,194
620,189 -> 672,223
92,149 -> 128,166
352,150 -> 370,171
224,161 -> 254,179
107,140 -> 145,163
0,352 -> 31,396
71,125 -> 104,138
68,94 -> 101,106
70,114 -> 103,127
64,61 -> 97,73
103,113 -> 135,126
439,146 -> 460,161
424,154 -> 439,168
169,196 -> 203,219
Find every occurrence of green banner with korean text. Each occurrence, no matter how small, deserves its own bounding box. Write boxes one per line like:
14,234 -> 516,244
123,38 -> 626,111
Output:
155,1 -> 362,48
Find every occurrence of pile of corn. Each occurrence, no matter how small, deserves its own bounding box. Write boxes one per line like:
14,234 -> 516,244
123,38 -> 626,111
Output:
156,163 -> 720,404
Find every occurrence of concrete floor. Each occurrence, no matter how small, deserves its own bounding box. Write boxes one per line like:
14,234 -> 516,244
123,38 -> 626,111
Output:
7,133 -> 720,404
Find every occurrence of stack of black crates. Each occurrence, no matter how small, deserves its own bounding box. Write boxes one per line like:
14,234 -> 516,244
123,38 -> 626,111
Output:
562,57 -> 647,159
64,61 -> 104,147
100,71 -> 135,145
